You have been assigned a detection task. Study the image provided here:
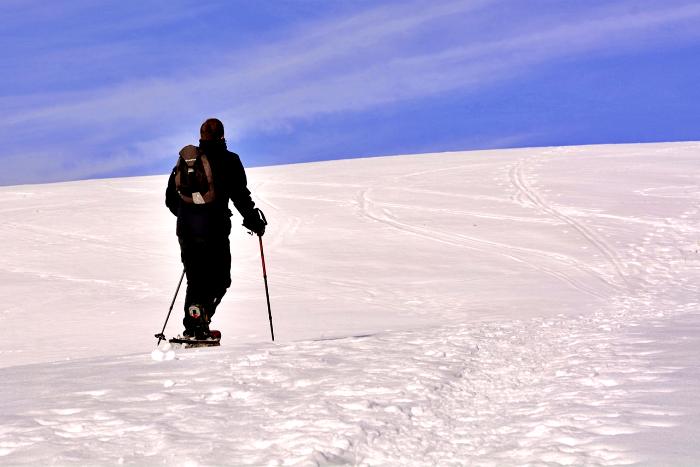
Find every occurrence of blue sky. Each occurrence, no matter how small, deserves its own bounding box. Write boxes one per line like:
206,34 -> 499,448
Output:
1,0 -> 700,185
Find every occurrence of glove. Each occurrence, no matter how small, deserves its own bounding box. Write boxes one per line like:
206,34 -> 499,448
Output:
243,211 -> 266,236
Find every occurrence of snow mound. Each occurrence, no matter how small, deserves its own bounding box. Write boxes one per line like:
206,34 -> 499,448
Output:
1,303 -> 698,465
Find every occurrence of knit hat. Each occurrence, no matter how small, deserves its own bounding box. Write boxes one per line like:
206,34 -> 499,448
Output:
200,118 -> 225,141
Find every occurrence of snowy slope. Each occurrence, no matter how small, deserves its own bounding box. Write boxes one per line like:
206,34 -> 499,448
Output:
1,142 -> 699,465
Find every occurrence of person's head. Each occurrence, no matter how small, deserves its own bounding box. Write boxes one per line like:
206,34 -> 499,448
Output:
200,118 -> 225,141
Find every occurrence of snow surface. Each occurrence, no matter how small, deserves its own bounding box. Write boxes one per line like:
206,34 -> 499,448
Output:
1,142 -> 699,465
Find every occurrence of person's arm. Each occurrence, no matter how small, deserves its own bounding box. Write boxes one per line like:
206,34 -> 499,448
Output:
229,154 -> 266,236
229,154 -> 255,217
165,168 -> 179,216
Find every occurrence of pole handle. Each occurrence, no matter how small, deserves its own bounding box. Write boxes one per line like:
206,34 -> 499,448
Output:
258,232 -> 274,342
257,208 -> 268,226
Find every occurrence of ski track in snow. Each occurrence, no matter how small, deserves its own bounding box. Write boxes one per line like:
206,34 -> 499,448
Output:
359,186 -> 612,302
509,156 -> 630,291
1,142 -> 700,465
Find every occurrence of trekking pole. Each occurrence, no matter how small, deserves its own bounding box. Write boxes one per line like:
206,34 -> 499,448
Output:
259,235 -> 275,341
254,209 -> 274,341
154,269 -> 186,346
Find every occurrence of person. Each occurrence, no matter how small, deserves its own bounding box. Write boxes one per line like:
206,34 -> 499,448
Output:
165,118 -> 266,339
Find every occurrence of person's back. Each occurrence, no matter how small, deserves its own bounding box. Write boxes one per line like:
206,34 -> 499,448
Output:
165,118 -> 266,339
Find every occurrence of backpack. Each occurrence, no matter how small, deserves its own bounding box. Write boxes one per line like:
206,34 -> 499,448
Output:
174,145 -> 216,205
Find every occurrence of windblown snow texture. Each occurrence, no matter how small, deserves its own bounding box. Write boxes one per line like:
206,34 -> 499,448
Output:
0,142 -> 698,465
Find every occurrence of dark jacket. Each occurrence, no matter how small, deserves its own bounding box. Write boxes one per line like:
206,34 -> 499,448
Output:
166,140 -> 256,238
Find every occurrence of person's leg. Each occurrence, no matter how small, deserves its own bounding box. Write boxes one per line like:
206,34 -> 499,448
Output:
179,236 -> 232,337
207,237 -> 232,322
180,237 -> 210,335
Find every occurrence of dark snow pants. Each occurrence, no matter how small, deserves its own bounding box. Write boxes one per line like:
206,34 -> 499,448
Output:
178,236 -> 232,330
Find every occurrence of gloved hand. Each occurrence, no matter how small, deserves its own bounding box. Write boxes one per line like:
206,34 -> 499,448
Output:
243,211 -> 266,236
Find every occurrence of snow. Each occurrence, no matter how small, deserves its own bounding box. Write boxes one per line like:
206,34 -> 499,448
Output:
1,142 -> 699,465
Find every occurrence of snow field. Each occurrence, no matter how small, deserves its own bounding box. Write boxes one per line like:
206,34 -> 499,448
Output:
1,142 -> 699,464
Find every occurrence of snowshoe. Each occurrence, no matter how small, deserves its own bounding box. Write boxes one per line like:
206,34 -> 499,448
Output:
170,330 -> 221,348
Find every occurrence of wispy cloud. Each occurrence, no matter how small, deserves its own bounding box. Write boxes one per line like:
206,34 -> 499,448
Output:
1,0 -> 700,184
0,132 -> 190,186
